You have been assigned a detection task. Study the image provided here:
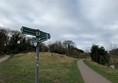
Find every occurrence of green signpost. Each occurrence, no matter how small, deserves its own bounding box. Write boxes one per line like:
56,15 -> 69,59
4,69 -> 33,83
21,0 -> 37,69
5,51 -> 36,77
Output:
21,26 -> 51,38
20,26 -> 51,83
31,34 -> 51,43
21,26 -> 38,36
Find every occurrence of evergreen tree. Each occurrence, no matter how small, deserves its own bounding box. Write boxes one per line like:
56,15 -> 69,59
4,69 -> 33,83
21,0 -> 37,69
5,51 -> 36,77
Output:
90,45 -> 109,65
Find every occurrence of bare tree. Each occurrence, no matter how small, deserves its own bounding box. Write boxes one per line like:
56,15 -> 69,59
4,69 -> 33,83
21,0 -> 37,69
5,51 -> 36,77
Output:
63,40 -> 76,56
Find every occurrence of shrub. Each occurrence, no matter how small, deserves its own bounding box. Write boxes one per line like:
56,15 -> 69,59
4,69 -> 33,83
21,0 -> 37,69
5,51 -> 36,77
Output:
90,45 -> 109,65
99,56 -> 106,65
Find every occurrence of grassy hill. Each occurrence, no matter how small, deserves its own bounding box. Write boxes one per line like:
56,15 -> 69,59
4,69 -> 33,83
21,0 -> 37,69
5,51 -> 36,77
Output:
0,52 -> 84,83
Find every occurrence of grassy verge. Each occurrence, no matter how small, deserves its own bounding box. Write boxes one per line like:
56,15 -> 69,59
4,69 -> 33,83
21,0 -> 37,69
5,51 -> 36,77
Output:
0,52 -> 84,83
84,59 -> 118,83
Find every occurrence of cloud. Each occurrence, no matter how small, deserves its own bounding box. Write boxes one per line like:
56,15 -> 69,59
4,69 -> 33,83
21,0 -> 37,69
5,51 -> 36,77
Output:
0,0 -> 118,50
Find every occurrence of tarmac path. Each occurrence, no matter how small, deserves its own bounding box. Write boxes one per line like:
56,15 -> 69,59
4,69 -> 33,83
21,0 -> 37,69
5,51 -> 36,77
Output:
0,55 -> 10,63
77,59 -> 112,83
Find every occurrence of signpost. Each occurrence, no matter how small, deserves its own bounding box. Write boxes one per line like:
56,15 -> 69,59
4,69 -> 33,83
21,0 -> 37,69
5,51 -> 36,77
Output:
20,26 -> 51,83
31,34 -> 50,43
21,26 -> 39,36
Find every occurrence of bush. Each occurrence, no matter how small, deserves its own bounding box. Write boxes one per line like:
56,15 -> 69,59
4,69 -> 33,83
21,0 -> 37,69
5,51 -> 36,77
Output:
90,45 -> 109,65
99,56 -> 106,65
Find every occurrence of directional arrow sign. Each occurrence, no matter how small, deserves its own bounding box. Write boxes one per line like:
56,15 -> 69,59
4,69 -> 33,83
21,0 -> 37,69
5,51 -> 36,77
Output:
21,26 -> 39,36
38,31 -> 50,38
31,38 -> 47,43
31,34 -> 50,43
38,33 -> 51,39
21,26 -> 51,39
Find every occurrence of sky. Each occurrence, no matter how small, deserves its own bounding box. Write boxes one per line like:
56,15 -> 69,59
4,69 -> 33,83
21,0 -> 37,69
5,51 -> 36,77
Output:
0,0 -> 118,51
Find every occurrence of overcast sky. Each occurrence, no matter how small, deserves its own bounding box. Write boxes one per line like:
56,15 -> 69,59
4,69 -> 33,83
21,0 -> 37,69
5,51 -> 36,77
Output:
0,0 -> 118,51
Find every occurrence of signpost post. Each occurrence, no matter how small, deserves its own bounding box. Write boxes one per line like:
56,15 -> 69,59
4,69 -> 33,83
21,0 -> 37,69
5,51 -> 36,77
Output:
35,31 -> 40,83
20,26 -> 51,83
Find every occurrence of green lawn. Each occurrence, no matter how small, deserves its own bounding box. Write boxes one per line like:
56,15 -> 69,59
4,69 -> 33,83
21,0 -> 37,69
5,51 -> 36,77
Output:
0,52 -> 84,83
84,59 -> 118,83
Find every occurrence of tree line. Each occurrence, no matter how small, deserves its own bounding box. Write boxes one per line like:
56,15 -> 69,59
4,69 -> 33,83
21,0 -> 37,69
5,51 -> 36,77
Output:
0,28 -> 34,54
1,27 -> 117,67
90,44 -> 118,68
109,47 -> 118,68
0,27 -> 84,58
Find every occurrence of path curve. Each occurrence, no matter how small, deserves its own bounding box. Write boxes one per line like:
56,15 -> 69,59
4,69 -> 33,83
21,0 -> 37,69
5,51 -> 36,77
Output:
77,59 -> 112,83
0,55 -> 10,63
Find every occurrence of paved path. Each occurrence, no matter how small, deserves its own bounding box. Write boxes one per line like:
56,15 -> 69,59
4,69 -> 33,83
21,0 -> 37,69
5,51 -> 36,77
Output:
77,59 -> 112,83
0,55 -> 10,63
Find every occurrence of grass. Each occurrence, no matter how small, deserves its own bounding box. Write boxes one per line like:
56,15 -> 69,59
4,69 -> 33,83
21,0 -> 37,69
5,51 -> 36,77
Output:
84,59 -> 118,83
0,52 -> 84,83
